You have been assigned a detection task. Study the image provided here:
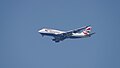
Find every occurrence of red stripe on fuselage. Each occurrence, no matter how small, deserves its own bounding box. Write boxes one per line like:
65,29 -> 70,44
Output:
83,31 -> 88,35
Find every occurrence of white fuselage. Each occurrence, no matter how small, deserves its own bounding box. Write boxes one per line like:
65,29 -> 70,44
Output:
71,33 -> 87,38
38,28 -> 88,38
38,28 -> 65,34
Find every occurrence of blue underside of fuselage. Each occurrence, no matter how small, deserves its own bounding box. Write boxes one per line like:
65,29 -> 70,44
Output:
69,36 -> 82,38
40,33 -> 57,36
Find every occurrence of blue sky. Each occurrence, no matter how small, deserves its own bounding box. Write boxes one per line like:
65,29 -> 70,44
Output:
0,0 -> 120,68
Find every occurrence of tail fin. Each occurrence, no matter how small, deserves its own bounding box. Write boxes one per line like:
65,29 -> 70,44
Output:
82,26 -> 92,35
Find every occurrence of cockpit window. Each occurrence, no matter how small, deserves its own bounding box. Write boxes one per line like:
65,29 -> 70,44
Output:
45,29 -> 48,31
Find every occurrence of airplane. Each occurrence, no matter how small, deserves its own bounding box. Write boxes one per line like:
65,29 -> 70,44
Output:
38,25 -> 95,43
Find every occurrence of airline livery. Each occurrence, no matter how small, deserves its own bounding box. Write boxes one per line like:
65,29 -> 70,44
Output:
38,25 -> 95,43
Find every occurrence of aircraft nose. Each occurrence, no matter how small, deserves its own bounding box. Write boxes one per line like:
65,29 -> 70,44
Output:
38,29 -> 42,33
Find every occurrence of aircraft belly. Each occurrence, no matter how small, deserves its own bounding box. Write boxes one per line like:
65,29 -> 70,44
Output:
69,36 -> 82,38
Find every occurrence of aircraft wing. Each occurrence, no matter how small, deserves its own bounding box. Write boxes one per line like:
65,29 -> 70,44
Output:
61,25 -> 91,37
66,25 -> 91,33
52,35 -> 66,42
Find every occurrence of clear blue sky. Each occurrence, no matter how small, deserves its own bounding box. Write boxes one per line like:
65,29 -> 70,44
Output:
0,0 -> 120,68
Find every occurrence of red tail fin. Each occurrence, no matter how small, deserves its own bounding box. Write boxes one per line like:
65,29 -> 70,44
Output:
85,26 -> 92,32
82,27 -> 92,35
